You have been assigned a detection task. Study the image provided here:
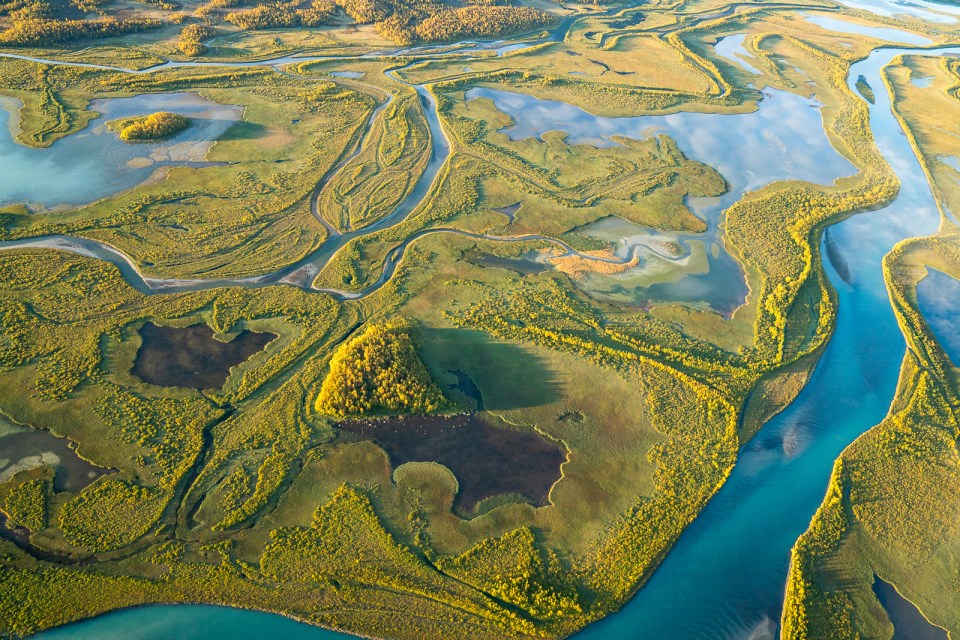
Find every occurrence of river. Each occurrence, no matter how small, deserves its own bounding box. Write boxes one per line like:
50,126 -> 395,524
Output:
574,42 -> 960,640
5,13 -> 958,640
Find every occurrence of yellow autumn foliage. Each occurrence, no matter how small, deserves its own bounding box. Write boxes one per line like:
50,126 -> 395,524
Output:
315,319 -> 445,418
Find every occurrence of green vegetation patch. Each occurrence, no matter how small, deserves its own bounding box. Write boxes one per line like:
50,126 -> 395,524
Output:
114,111 -> 190,141
316,319 -> 447,417
0,475 -> 50,532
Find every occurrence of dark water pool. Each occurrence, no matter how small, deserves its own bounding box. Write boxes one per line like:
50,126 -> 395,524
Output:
131,323 -> 275,389
873,576 -> 948,640
338,413 -> 565,514
0,428 -> 109,492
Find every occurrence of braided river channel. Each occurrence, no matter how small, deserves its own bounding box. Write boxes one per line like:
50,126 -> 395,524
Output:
5,12 -> 957,640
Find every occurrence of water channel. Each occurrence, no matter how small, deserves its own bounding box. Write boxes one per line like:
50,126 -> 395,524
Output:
575,42 -> 960,640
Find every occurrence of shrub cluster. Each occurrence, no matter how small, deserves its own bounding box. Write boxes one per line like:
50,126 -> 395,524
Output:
315,319 -> 446,417
177,23 -> 215,56
335,0 -> 554,45
118,111 -> 189,141
224,0 -> 336,29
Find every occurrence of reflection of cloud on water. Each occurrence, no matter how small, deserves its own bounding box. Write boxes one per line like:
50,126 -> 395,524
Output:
938,155 -> 960,173
714,34 -> 764,76
462,86 -> 856,312
916,268 -> 960,363
0,91 -> 241,211
762,129 -> 793,176
829,0 -> 958,23
466,86 -> 854,196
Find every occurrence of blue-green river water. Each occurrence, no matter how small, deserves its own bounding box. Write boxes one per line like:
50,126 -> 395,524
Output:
11,16 -> 960,640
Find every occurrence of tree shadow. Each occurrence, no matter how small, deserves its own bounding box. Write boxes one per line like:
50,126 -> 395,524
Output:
219,121 -> 270,141
418,327 -> 564,411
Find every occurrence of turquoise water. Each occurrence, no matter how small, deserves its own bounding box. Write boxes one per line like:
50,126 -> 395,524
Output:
32,606 -> 351,640
0,92 -> 240,211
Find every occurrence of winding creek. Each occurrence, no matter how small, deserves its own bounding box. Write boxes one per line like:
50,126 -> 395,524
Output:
3,10 -> 958,640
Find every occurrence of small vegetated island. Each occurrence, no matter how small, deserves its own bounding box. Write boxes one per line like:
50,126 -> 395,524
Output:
113,111 -> 190,141
0,0 -> 958,639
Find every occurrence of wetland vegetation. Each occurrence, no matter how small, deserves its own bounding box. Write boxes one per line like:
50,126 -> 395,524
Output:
0,0 -> 958,639
114,111 -> 189,140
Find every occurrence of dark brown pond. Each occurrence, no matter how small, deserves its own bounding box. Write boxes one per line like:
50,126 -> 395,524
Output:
493,201 -> 521,222
873,575 -> 948,640
337,413 -> 566,515
0,428 -> 110,492
132,323 -> 275,389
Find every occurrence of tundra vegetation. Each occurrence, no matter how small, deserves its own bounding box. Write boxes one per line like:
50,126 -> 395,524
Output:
0,0 -> 956,639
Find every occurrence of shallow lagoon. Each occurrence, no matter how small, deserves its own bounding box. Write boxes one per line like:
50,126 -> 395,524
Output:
803,12 -> 933,45
0,92 -> 240,212
832,0 -> 960,23
465,84 -> 855,312
714,34 -> 763,75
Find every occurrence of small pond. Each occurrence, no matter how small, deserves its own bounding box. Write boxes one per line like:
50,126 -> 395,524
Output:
0,92 -> 240,212
131,322 -> 275,389
337,413 -> 566,514
0,427 -> 109,492
940,155 -> 960,173
873,576 -> 949,640
468,253 -> 551,276
493,201 -> 521,222
803,13 -> 933,45
714,34 -> 763,75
